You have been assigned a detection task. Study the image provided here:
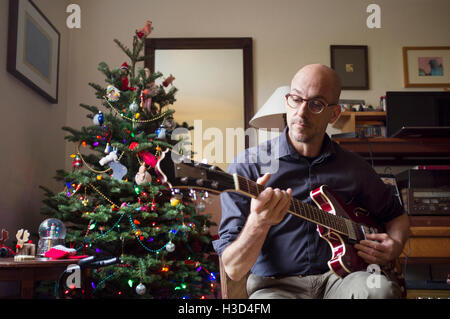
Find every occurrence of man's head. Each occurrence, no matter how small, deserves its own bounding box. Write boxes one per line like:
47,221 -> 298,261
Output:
286,64 -> 342,146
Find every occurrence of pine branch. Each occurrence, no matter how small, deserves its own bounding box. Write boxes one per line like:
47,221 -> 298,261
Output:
114,39 -> 133,59
79,103 -> 99,114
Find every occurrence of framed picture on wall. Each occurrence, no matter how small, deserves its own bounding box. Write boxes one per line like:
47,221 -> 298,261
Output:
7,0 -> 60,103
330,45 -> 369,90
402,46 -> 450,88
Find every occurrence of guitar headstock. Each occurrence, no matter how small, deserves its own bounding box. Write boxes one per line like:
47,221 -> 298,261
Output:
155,149 -> 236,194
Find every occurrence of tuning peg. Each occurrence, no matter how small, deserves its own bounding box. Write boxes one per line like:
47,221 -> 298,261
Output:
180,177 -> 188,184
209,165 -> 217,171
196,179 -> 204,186
211,181 -> 219,189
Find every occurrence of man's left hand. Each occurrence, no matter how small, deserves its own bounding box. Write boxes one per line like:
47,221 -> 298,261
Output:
354,233 -> 403,265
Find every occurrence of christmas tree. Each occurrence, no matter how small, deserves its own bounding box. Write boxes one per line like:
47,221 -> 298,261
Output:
40,21 -> 218,299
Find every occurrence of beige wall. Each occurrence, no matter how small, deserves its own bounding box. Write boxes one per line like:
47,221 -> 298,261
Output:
1,0 -> 449,242
0,0 -> 70,241
65,0 -> 450,164
64,0 -> 450,234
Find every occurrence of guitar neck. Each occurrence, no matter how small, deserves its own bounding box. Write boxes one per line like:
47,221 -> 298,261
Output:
233,174 -> 349,237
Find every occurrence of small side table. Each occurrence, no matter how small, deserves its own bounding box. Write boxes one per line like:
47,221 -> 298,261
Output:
0,257 -> 85,298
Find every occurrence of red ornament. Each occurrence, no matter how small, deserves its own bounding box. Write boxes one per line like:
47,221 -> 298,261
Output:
162,75 -> 175,87
137,20 -> 153,39
120,62 -> 129,72
138,150 -> 158,167
72,155 -> 83,168
129,142 -> 139,151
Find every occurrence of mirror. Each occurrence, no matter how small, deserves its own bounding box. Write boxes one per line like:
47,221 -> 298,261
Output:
145,38 -> 254,171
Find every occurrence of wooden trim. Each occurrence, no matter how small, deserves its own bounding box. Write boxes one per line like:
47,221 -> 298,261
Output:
402,46 -> 450,88
330,45 -> 369,90
219,256 -> 249,299
7,0 -> 61,103
409,216 -> 450,227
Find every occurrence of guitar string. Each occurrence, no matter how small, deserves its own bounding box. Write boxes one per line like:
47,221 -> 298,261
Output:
235,175 -> 351,236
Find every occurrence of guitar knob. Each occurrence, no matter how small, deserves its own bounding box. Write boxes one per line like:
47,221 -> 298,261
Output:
211,181 -> 219,189
180,177 -> 188,184
196,179 -> 204,186
209,165 -> 217,171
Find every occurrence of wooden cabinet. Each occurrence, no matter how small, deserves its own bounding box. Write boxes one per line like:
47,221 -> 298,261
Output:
400,217 -> 450,299
332,111 -> 386,136
333,137 -> 450,165
401,216 -> 450,262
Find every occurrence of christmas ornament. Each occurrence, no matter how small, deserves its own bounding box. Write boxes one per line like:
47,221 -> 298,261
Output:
135,164 -> 152,185
129,142 -> 139,151
144,68 -> 151,79
136,282 -> 146,295
170,198 -> 179,207
120,62 -> 135,91
138,150 -> 158,167
120,62 -> 129,72
143,97 -> 152,113
99,149 -> 118,166
104,143 -> 111,154
0,229 -> 14,258
72,155 -> 83,168
129,101 -> 139,113
156,125 -> 167,140
137,20 -> 153,39
109,161 -> 128,180
106,85 -> 120,102
93,111 -> 104,126
165,241 -> 175,252
162,74 -> 175,87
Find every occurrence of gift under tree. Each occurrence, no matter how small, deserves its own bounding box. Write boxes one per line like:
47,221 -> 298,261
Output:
40,21 -> 218,299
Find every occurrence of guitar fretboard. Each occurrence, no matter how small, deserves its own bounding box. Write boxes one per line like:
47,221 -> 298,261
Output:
236,175 -> 350,236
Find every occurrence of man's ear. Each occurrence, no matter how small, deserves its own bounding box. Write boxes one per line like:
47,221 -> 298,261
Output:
328,105 -> 342,124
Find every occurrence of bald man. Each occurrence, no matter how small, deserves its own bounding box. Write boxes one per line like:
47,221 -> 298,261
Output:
213,64 -> 409,299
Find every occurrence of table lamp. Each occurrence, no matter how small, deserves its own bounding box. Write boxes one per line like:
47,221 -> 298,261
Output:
249,86 -> 290,130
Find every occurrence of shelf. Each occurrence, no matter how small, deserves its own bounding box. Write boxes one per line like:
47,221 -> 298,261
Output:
400,216 -> 450,263
333,111 -> 386,134
339,111 -> 386,120
332,137 -> 450,165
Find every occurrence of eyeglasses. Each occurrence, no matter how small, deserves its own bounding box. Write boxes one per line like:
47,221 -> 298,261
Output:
285,93 -> 338,114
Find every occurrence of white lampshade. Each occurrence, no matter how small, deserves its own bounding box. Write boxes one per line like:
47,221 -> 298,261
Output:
249,86 -> 290,129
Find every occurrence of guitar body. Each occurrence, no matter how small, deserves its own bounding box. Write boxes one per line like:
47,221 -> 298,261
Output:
311,185 -> 382,277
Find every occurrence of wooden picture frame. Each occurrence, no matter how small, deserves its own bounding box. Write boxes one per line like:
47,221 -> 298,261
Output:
330,45 -> 369,90
7,0 -> 60,103
402,46 -> 450,88
145,38 -> 254,131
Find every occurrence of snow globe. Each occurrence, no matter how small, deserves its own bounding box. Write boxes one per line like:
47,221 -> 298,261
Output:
37,218 -> 66,257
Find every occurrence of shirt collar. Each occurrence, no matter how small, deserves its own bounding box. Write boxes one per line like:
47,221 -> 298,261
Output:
275,126 -> 336,161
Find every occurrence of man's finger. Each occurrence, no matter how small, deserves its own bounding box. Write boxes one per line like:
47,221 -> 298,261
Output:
365,233 -> 388,241
256,173 -> 271,186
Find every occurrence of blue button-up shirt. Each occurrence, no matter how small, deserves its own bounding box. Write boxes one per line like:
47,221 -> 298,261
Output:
213,127 -> 403,277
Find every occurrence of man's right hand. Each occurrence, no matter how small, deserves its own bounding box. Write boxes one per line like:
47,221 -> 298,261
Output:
249,173 -> 293,227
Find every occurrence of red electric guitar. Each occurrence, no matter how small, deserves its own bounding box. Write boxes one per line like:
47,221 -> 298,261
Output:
155,149 -> 406,295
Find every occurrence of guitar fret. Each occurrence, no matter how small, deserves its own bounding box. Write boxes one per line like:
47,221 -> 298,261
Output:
236,175 -> 348,236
